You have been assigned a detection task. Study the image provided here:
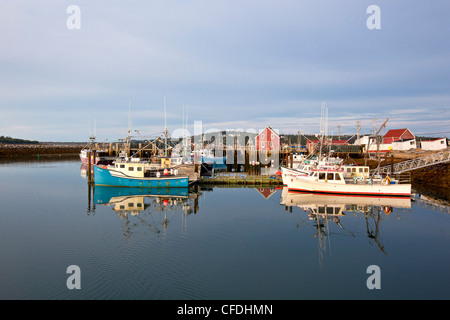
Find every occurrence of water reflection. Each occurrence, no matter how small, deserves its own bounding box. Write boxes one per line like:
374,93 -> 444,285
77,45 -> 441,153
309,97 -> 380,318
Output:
91,185 -> 203,238
280,187 -> 412,267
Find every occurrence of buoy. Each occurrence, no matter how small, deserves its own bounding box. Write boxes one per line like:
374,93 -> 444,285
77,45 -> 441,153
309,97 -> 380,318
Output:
164,169 -> 169,176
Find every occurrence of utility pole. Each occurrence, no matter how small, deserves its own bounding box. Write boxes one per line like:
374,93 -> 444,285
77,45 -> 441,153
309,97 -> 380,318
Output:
356,121 -> 360,144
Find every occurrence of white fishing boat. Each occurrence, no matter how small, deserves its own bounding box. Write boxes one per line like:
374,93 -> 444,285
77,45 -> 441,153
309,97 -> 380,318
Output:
79,148 -> 115,165
284,167 -> 411,197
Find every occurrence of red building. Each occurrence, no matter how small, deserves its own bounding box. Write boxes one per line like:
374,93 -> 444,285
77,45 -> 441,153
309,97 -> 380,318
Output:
383,128 -> 415,144
255,126 -> 280,151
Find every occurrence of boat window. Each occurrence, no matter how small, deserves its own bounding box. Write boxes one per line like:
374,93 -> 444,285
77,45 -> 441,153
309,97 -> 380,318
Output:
359,168 -> 363,172
115,164 -> 118,168
120,164 -> 125,169
319,173 -> 326,180
309,172 -> 315,176
137,167 -> 142,171
327,173 -> 334,180
364,168 -> 369,173
128,167 -> 134,171
334,173 -> 342,180
352,168 -> 356,173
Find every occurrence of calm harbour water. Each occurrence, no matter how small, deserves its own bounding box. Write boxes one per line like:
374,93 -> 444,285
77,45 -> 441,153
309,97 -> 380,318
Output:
0,158 -> 449,300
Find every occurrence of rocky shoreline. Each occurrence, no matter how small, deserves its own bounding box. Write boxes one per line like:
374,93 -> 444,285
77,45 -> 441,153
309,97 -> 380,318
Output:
0,143 -> 84,157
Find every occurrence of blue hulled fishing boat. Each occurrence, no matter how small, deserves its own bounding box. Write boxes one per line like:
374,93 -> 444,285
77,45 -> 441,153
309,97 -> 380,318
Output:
93,161 -> 189,188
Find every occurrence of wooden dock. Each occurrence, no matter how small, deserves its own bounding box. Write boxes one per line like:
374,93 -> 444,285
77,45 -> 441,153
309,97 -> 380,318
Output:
198,172 -> 283,186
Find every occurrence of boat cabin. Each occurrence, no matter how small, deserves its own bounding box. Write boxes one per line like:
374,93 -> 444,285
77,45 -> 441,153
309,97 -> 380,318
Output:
151,156 -> 176,168
112,161 -> 179,178
307,171 -> 346,184
342,166 -> 370,179
114,162 -> 146,178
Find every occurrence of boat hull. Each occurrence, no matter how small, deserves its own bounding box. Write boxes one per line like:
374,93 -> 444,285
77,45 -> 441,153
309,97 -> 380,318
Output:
94,165 -> 189,188
280,166 -> 309,185
285,175 -> 411,197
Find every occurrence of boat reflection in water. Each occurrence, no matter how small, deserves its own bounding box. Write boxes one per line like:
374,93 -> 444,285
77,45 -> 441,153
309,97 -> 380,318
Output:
280,187 -> 412,267
93,186 -> 201,238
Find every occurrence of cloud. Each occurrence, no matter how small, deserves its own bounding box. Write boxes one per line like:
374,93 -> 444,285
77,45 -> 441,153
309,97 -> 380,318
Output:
0,1 -> 449,141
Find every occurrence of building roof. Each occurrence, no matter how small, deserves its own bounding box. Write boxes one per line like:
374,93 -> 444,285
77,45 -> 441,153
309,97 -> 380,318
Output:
383,128 -> 413,138
257,126 -> 280,138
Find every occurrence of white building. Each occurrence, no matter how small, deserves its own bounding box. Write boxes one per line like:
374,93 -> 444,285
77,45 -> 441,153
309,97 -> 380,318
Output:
421,138 -> 448,151
357,135 -> 392,153
392,139 -> 417,151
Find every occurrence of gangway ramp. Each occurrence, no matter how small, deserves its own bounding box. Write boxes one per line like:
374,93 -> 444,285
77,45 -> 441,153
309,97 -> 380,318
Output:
372,150 -> 450,174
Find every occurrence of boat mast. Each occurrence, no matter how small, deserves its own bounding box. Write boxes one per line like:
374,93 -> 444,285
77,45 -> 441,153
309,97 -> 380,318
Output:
318,101 -> 327,163
126,98 -> 132,156
127,98 -> 131,141
88,115 -> 96,150
375,118 -> 389,175
164,96 -> 168,157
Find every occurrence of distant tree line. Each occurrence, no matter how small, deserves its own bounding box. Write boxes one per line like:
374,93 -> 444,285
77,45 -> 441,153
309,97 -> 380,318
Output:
0,136 -> 39,144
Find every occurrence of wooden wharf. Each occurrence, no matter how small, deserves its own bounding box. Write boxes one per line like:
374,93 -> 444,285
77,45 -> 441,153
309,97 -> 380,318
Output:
199,172 -> 283,186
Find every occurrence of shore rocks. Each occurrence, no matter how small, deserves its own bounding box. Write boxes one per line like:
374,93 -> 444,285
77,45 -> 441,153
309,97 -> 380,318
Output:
0,143 -> 84,157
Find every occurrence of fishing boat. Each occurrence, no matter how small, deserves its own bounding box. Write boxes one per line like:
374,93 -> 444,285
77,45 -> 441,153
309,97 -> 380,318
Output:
284,166 -> 411,197
79,148 -> 115,165
93,161 -> 189,188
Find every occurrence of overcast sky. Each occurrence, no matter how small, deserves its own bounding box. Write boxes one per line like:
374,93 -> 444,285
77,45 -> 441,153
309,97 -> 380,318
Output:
1,0 -> 449,142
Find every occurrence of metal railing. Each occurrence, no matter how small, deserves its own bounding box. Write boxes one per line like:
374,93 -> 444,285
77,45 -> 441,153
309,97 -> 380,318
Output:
372,150 -> 450,174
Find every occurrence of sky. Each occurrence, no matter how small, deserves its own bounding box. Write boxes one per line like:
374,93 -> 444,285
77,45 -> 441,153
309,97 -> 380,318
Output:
1,0 -> 449,142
